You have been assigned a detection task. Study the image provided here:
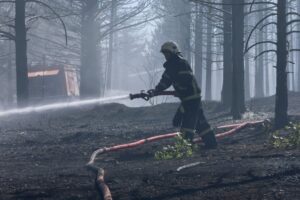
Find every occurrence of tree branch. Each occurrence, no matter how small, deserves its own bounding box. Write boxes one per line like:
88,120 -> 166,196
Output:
26,0 -> 68,45
254,49 -> 276,60
249,0 -> 256,13
0,30 -> 15,40
286,12 -> 300,18
244,41 -> 277,54
287,30 -> 300,35
0,0 -> 15,3
244,13 -> 277,53
260,21 -> 277,30
287,19 -> 300,27
245,6 -> 277,16
190,0 -> 277,6
289,49 -> 300,52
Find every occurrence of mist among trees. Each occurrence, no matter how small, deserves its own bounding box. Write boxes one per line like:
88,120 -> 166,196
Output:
0,0 -> 300,128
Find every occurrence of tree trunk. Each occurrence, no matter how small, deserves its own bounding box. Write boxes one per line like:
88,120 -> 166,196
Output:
264,20 -> 270,96
7,36 -> 14,105
244,8 -> 251,100
245,53 -> 251,100
106,0 -> 117,92
288,36 -> 294,92
275,0 -> 288,129
80,0 -> 101,99
178,1 -> 191,62
15,0 -> 28,107
221,0 -> 232,106
254,5 -> 264,98
194,4 -> 203,87
205,8 -> 213,101
231,0 -> 245,119
298,0 -> 300,92
264,51 -> 270,96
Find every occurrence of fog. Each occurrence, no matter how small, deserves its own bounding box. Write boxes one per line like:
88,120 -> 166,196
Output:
0,0 -> 299,118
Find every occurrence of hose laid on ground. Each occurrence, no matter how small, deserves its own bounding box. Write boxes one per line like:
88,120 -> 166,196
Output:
87,120 -> 265,166
96,168 -> 112,200
86,120 -> 268,200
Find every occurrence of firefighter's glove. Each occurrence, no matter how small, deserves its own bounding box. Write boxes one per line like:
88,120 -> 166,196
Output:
147,89 -> 156,98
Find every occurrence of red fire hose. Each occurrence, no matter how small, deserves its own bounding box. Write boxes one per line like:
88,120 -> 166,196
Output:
87,119 -> 268,200
87,120 -> 266,165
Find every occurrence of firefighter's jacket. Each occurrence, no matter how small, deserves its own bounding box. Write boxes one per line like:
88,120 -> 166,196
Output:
155,55 -> 201,102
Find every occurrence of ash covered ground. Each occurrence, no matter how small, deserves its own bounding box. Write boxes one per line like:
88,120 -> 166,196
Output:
0,93 -> 300,200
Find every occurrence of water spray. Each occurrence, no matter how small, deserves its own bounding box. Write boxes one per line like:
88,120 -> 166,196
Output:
0,95 -> 129,118
0,90 -> 176,118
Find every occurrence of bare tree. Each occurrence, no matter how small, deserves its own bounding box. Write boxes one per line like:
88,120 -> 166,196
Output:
274,0 -> 288,128
254,3 -> 264,98
205,7 -> 213,101
231,0 -> 246,119
194,4 -> 203,86
221,0 -> 232,106
80,0 -> 101,99
0,0 -> 67,107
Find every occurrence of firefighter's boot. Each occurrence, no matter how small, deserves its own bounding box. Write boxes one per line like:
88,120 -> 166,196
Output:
201,131 -> 217,149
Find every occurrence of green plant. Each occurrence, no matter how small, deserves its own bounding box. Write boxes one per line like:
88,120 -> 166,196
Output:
154,135 -> 197,160
270,122 -> 300,149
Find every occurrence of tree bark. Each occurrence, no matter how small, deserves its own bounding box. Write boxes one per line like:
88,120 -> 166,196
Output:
231,0 -> 245,119
254,4 -> 264,98
205,7 -> 213,101
7,35 -> 14,105
178,0 -> 192,63
298,0 -> 300,92
221,0 -> 232,106
15,0 -> 28,107
106,0 -> 117,92
264,15 -> 270,97
245,53 -> 251,100
194,4 -> 203,87
80,0 -> 101,99
274,0 -> 288,129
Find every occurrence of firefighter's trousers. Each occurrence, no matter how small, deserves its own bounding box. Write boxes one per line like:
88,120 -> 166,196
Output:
173,98 -> 217,147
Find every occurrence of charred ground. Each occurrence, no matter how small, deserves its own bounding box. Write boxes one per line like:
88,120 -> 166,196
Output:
0,93 -> 300,200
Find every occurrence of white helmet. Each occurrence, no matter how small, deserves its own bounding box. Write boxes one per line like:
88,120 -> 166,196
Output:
160,41 -> 180,54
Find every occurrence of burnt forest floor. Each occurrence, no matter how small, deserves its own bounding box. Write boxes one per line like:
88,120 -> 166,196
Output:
0,92 -> 300,200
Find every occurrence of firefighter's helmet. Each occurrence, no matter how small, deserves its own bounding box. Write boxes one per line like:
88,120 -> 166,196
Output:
160,41 -> 180,54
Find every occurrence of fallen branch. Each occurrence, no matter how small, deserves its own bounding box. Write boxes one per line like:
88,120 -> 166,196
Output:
176,161 -> 205,172
217,120 -> 264,129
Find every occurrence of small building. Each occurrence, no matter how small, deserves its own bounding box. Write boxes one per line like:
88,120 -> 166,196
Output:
28,65 -> 79,103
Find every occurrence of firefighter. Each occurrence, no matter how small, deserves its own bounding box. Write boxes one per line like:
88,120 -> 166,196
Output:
148,41 -> 217,149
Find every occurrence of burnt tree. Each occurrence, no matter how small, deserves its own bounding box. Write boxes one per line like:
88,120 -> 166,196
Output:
254,4 -> 265,98
221,0 -> 232,107
205,7 -> 213,101
275,0 -> 288,129
231,0 -> 245,119
15,0 -> 28,107
80,0 -> 101,98
106,0 -> 117,92
298,0 -> 300,92
194,4 -> 203,87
